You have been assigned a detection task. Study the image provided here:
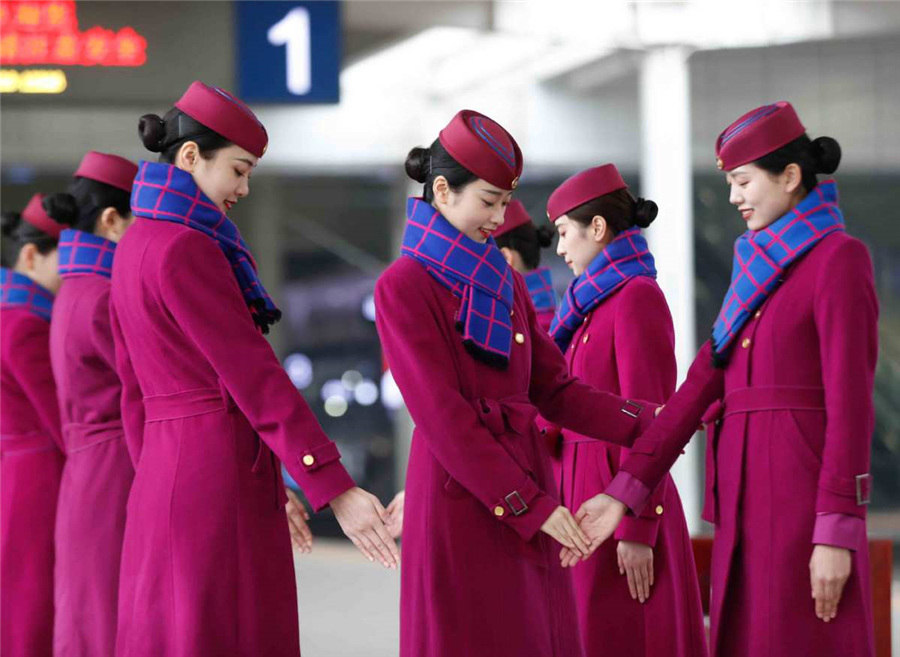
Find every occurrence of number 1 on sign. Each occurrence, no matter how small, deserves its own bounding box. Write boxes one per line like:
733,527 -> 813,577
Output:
267,7 -> 312,95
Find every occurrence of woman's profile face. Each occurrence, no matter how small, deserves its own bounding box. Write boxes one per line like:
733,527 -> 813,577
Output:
555,215 -> 605,277
433,177 -> 513,244
725,163 -> 800,232
178,143 -> 259,214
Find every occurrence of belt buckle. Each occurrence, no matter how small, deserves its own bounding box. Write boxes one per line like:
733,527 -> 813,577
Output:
504,491 -> 528,516
620,400 -> 642,419
855,473 -> 872,506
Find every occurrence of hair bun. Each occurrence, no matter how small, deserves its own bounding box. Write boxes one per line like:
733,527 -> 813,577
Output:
139,113 -> 167,152
42,192 -> 78,227
810,136 -> 841,175
404,146 -> 430,184
535,224 -> 555,249
1,211 -> 22,238
633,198 -> 658,228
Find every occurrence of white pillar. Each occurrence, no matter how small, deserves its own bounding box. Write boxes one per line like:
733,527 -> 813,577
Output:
639,46 -> 703,533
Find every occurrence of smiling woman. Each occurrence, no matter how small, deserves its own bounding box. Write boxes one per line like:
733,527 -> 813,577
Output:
377,110 -> 662,657
109,80 -> 397,657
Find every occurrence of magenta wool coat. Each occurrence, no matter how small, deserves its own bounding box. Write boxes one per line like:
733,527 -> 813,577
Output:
375,257 -> 657,657
609,232 -> 878,657
556,277 -> 706,657
1,306 -> 65,657
50,273 -> 134,657
109,218 -> 356,657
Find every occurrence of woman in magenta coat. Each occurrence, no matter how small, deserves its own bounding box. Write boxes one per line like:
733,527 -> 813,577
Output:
375,110 -> 659,657
570,102 -> 879,657
547,164 -> 706,657
47,151 -> 138,657
494,199 -> 557,333
110,81 -> 398,657
1,194 -> 72,657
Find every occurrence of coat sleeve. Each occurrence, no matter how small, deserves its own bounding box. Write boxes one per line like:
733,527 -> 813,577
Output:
374,265 -> 558,541
159,231 -> 355,511
612,282 -> 677,547
524,277 -> 659,446
809,237 -> 877,549
110,304 -> 146,466
8,316 -> 64,452
608,341 -> 725,516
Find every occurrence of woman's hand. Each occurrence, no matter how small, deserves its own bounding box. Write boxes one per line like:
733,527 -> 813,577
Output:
617,540 -> 654,603
541,506 -> 592,558
809,544 -> 852,622
285,488 -> 313,553
560,494 -> 627,567
385,490 -> 405,539
331,487 -> 400,569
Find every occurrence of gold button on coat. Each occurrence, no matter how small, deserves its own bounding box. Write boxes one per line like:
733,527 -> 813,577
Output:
302,454 -> 315,466
582,334 -> 590,344
655,505 -> 664,515
514,333 -> 525,344
494,506 -> 505,517
741,338 -> 751,349
754,310 -> 762,319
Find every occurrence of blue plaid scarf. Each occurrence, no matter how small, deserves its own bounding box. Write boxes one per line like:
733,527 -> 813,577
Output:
130,161 -> 281,333
550,228 -> 656,352
0,267 -> 54,322
523,267 -> 556,315
711,180 -> 844,365
58,229 -> 115,280
401,197 -> 515,369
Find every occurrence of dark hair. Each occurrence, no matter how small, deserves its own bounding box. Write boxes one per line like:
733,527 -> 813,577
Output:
1,195 -> 77,266
62,177 -> 132,234
1,212 -> 22,268
753,135 -> 841,194
405,139 -> 478,203
565,188 -> 658,234
495,222 -> 555,270
139,107 -> 231,164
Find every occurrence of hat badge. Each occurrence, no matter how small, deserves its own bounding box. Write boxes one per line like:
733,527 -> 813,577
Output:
511,176 -> 519,190
716,157 -> 724,170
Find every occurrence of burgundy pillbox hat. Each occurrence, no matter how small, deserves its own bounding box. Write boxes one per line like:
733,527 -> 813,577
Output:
74,151 -> 139,193
546,164 -> 627,222
439,110 -> 523,191
22,194 -> 65,239
494,199 -> 531,238
175,81 -> 268,158
715,101 -> 806,171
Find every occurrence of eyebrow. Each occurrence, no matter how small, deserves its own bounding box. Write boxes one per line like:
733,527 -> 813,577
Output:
233,158 -> 255,167
480,189 -> 502,197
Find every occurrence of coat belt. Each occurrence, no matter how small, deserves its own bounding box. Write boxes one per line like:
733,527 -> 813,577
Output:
62,420 -> 124,453
143,383 -> 237,422
473,394 -> 537,438
702,384 -> 826,524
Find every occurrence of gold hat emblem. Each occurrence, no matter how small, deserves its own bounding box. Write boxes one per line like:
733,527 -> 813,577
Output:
511,176 -> 519,190
716,157 -> 724,170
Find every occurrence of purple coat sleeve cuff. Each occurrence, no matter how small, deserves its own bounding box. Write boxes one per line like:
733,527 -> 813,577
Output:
614,516 -> 661,547
812,513 -> 866,551
605,471 -> 652,517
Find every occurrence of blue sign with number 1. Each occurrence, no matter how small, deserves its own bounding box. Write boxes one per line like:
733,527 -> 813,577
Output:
236,1 -> 340,103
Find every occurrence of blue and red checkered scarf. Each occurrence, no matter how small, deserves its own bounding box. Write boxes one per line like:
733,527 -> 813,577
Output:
524,266 -> 556,315
550,227 -> 656,352
401,197 -> 515,369
711,180 -> 844,365
0,267 -> 54,322
130,161 -> 281,333
58,229 -> 115,280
